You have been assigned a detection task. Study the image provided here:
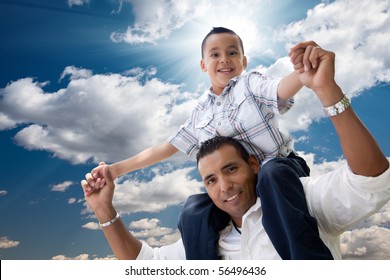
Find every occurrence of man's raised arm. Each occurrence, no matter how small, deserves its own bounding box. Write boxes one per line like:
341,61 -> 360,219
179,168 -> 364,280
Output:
290,42 -> 388,176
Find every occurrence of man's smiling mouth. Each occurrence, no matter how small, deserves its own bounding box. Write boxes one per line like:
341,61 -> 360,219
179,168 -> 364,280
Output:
225,192 -> 241,202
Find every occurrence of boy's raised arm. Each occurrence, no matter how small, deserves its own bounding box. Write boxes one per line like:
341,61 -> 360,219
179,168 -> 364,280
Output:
88,141 -> 178,191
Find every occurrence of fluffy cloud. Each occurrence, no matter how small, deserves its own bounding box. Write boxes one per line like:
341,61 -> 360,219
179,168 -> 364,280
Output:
278,0 -> 390,111
67,0 -> 90,8
129,218 -> 181,247
0,69 -> 198,164
111,0 -> 209,44
341,226 -> 390,259
0,190 -> 8,196
0,236 -> 20,249
82,221 -> 100,230
50,181 -> 75,192
111,166 -> 203,214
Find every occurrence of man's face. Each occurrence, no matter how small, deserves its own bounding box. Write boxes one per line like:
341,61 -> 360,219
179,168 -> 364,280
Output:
198,144 -> 259,227
200,33 -> 247,95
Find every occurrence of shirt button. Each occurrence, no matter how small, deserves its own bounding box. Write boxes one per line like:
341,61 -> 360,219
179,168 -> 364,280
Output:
218,122 -> 221,126
217,102 -> 221,106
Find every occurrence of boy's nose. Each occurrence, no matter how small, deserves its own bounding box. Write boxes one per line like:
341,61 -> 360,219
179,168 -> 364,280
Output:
220,56 -> 230,63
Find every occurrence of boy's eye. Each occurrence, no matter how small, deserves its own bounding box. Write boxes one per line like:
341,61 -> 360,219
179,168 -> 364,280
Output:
210,53 -> 219,58
229,51 -> 238,56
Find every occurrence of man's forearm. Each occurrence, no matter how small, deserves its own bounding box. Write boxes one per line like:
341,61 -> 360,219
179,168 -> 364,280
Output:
317,84 -> 388,177
96,206 -> 142,260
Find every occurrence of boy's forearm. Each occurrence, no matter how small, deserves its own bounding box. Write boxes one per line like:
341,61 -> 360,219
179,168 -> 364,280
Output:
277,71 -> 303,100
109,141 -> 179,178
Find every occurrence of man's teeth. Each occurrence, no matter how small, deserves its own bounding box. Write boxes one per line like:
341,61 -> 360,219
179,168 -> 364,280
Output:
226,193 -> 239,202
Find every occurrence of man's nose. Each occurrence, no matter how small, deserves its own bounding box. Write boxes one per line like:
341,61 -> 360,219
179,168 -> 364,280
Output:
219,177 -> 232,192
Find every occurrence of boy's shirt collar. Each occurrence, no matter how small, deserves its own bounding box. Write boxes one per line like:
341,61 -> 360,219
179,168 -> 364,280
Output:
208,74 -> 241,98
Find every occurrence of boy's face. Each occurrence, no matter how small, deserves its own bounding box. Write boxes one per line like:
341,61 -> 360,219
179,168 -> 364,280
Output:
200,33 -> 247,95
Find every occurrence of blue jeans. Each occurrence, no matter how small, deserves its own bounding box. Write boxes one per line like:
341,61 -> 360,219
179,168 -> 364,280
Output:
178,153 -> 333,259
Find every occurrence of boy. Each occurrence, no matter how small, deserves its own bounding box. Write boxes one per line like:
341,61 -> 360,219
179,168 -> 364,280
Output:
87,27 -> 332,259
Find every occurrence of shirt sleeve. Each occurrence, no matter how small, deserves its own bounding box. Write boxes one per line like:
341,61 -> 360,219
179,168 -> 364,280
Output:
247,71 -> 293,114
136,239 -> 186,260
302,161 -> 390,235
167,116 -> 199,156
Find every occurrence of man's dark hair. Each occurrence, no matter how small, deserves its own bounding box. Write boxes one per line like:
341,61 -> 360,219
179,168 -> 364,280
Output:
201,27 -> 245,58
196,136 -> 250,164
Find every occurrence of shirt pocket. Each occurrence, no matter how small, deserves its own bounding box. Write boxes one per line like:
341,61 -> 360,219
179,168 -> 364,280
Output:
225,93 -> 261,129
194,112 -> 215,143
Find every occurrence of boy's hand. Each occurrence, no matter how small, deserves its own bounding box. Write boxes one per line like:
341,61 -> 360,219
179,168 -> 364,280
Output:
85,162 -> 111,196
289,41 -> 321,73
289,41 -> 340,107
81,166 -> 115,212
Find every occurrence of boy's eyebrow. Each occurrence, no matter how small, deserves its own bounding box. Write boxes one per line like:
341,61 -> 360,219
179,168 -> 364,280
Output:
207,45 -> 239,53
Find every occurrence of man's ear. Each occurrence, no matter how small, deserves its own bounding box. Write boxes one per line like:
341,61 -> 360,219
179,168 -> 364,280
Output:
248,155 -> 260,174
200,59 -> 207,72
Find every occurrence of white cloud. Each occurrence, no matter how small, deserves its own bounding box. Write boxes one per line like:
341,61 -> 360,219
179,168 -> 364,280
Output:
68,197 -> 77,204
59,66 -> 93,81
0,69 -> 199,164
130,218 -> 159,229
111,166 -> 203,214
341,226 -> 390,259
50,181 -> 75,192
278,0 -> 390,94
51,253 -> 116,260
0,190 -> 8,196
129,217 -> 181,247
0,236 -> 20,249
82,221 -> 100,230
67,0 -> 90,8
111,0 -> 209,44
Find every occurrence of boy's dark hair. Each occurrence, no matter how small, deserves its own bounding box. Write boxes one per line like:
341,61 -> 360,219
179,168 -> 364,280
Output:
201,27 -> 245,58
196,136 -> 250,164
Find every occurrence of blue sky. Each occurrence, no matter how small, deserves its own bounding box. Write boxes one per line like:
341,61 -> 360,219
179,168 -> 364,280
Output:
0,0 -> 389,260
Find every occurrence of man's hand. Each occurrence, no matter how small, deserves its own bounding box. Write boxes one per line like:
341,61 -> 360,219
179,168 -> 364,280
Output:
81,162 -> 115,213
289,41 -> 340,106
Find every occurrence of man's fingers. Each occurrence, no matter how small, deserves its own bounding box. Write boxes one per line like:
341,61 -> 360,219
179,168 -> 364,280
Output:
81,179 -> 93,197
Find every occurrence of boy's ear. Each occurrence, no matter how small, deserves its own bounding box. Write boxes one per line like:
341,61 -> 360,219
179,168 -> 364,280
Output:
243,55 -> 248,69
200,59 -> 207,72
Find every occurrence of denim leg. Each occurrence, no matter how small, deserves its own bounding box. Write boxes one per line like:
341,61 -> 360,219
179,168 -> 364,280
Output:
178,193 -> 230,259
257,155 -> 333,259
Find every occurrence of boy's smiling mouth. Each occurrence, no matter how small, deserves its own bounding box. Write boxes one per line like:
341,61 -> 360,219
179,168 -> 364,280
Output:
218,68 -> 234,73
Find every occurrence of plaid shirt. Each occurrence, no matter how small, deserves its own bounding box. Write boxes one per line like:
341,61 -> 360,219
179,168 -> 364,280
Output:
168,71 -> 294,164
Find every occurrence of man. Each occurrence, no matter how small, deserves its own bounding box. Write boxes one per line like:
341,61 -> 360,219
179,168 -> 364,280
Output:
81,43 -> 390,260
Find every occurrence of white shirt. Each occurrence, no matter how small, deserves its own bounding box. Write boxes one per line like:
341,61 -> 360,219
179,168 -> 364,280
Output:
137,161 -> 390,260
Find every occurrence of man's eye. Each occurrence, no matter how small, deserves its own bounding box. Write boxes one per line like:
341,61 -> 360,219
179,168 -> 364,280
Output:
227,166 -> 237,173
206,178 -> 216,186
